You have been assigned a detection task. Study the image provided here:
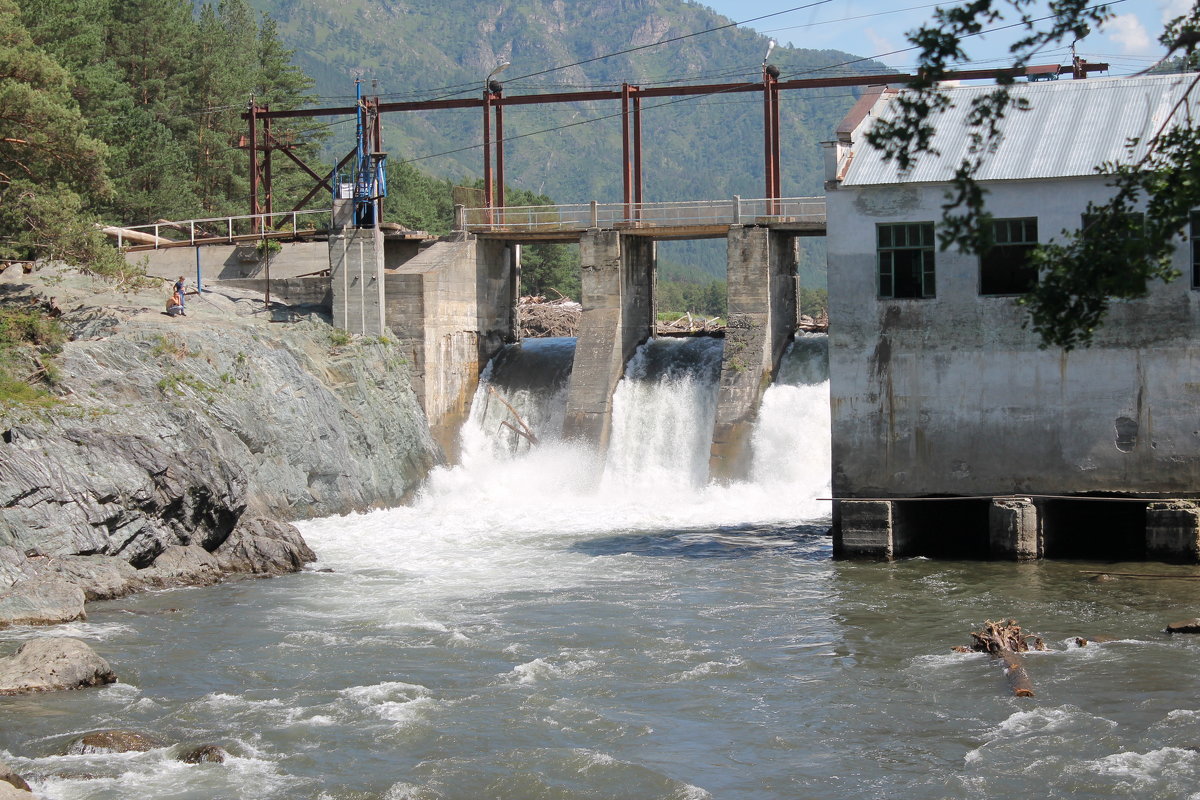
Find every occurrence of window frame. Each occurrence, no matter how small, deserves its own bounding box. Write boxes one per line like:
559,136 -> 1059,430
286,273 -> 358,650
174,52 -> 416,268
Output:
979,217 -> 1039,296
1191,211 -> 1200,290
877,222 -> 936,300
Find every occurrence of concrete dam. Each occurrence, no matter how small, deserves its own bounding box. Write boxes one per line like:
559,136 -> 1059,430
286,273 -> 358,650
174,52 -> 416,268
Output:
322,211 -> 820,480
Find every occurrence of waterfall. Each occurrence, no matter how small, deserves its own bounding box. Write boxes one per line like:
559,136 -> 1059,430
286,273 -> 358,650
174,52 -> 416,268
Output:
605,337 -> 724,489
460,336 -> 576,459
425,332 -> 831,529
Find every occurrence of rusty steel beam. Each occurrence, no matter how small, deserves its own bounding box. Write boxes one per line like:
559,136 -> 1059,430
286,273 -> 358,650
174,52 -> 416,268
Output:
633,91 -> 642,208
264,110 -> 273,218
496,98 -> 505,211
247,62 -> 1109,121
483,90 -> 493,210
289,149 -> 355,213
622,83 -> 632,217
771,81 -> 781,201
248,104 -> 259,230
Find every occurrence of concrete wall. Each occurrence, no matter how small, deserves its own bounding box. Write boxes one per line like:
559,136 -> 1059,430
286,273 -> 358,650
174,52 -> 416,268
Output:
329,228 -> 386,337
708,226 -> 798,480
826,175 -> 1200,501
130,241 -> 330,283
562,230 -> 655,451
385,237 -> 515,457
218,277 -> 331,308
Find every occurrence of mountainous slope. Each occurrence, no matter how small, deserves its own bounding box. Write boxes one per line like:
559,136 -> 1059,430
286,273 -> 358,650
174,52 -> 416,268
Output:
252,0 -> 886,201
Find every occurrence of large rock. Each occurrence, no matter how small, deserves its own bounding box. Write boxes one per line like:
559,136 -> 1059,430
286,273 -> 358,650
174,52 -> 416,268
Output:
0,757 -> 30,791
65,730 -> 163,755
50,555 -> 141,601
0,578 -> 85,628
0,782 -> 33,799
0,282 -> 438,578
0,637 -> 116,695
178,744 -> 228,764
213,516 -> 315,575
137,545 -> 221,588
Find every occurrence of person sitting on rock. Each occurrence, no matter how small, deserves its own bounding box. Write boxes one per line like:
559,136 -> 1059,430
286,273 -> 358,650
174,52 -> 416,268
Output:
166,291 -> 184,317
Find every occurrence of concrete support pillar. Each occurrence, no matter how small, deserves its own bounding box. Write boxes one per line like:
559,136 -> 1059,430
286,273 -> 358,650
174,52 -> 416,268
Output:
562,230 -> 655,453
708,226 -> 797,481
834,499 -> 898,559
329,226 -> 386,336
989,497 -> 1040,560
383,237 -> 515,461
1146,501 -> 1200,563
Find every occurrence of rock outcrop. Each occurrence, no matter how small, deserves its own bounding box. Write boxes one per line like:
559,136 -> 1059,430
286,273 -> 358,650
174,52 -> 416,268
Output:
0,757 -> 31,792
0,578 -> 85,628
0,637 -> 117,694
0,273 -> 441,610
65,730 -> 163,755
178,744 -> 228,764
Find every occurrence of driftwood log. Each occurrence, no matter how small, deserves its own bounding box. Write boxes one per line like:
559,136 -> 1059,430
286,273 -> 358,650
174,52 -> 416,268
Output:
96,224 -> 169,246
487,386 -> 538,446
953,619 -> 1046,698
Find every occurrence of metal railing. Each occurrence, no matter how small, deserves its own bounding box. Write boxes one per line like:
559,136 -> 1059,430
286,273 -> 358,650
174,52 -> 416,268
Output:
115,208 -> 332,249
459,196 -> 826,233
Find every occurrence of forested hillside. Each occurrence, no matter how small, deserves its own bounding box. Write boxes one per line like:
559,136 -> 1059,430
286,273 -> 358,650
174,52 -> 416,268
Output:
2,0 -> 869,310
0,0 -> 321,268
245,0 -> 888,284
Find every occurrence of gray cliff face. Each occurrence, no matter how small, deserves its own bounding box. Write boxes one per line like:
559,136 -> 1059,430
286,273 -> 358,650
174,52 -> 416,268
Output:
0,277 -> 440,591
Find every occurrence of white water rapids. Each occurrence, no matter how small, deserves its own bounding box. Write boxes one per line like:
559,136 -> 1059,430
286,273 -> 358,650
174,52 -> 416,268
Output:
7,332 -> 1200,799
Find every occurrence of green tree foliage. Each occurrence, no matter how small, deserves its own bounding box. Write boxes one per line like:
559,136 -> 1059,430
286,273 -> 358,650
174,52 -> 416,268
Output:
12,0 -> 326,232
657,278 -> 726,318
866,0 -> 1200,349
0,0 -> 117,266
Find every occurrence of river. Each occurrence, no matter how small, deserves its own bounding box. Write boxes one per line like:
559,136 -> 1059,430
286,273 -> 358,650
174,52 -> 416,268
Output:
4,334 -> 1200,799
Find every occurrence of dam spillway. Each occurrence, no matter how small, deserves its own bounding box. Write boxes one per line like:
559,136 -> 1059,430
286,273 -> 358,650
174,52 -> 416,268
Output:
462,333 -> 831,519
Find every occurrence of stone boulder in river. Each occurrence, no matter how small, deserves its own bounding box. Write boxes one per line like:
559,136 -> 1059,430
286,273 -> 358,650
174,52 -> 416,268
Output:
0,783 -> 33,799
178,744 -> 228,764
137,545 -> 222,588
0,578 -> 85,628
0,637 -> 116,695
214,516 -> 315,575
65,730 -> 163,755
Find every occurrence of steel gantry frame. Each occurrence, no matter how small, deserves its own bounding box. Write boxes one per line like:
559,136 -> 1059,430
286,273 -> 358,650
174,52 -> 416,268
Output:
241,60 -> 1108,224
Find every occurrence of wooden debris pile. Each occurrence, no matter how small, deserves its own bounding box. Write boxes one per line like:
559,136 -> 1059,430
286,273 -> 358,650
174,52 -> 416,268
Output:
956,618 -> 1047,656
954,619 -> 1047,698
798,311 -> 829,332
519,293 -> 580,338
656,312 -> 723,336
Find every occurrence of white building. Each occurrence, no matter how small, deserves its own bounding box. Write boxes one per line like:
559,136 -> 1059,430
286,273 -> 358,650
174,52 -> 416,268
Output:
823,74 -> 1200,561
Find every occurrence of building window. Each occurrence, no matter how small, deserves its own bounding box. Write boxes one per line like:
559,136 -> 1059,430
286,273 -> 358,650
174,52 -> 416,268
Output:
980,217 -> 1038,295
877,222 -> 935,299
1082,212 -> 1144,242
1191,212 -> 1200,289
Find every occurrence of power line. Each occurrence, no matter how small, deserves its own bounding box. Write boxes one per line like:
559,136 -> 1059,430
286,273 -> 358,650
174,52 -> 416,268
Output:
393,4 -> 1118,170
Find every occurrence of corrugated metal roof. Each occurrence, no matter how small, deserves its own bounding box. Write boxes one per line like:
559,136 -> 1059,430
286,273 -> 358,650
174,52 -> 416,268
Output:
841,74 -> 1200,186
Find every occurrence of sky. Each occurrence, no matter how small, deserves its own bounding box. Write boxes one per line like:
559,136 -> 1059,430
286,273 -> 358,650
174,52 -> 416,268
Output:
701,0 -> 1186,76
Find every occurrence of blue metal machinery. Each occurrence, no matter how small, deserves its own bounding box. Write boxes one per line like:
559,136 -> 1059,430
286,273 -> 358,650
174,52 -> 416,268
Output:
337,79 -> 388,228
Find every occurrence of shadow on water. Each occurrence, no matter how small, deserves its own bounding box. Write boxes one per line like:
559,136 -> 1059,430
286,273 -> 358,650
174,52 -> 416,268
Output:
571,522 -> 832,560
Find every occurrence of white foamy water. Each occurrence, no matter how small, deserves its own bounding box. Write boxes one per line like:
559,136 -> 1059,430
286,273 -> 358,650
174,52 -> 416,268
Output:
12,333 -> 1200,799
304,336 -> 832,585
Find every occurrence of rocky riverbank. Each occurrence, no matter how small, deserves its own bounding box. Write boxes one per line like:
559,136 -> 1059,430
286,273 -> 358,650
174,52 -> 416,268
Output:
0,265 -> 441,627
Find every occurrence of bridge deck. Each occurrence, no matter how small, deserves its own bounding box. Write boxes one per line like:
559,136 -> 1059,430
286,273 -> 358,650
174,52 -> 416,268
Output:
462,197 -> 826,242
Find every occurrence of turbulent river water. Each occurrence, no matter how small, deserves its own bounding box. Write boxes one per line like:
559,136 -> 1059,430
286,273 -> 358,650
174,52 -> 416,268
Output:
6,334 -> 1200,799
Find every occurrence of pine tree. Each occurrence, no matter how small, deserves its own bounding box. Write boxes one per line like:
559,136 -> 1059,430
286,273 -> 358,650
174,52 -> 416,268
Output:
0,0 -> 116,265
